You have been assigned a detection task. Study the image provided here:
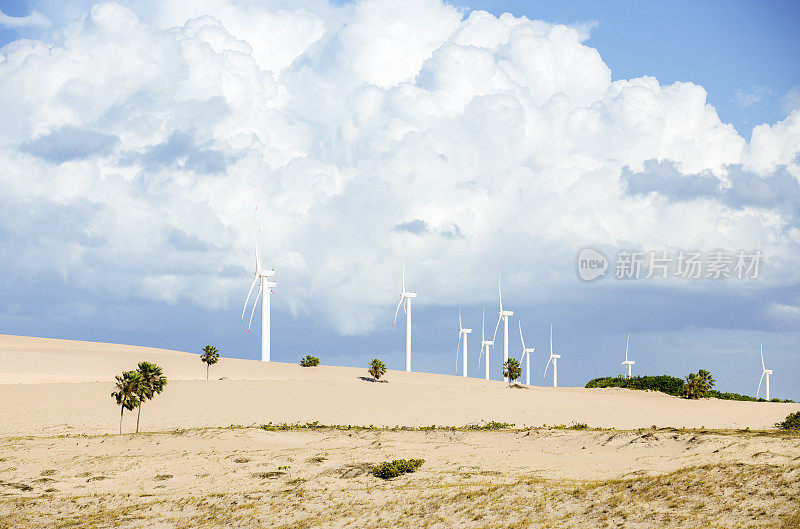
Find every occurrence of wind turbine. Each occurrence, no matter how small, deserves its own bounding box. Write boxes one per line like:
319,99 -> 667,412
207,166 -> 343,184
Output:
241,226 -> 276,362
493,268 -> 514,382
393,259 -> 417,372
543,323 -> 561,387
621,333 -> 635,379
455,304 -> 472,377
518,320 -> 535,385
757,344 -> 773,400
478,306 -> 493,380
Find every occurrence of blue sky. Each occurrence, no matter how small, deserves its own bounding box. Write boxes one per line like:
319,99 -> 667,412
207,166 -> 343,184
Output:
1,0 -> 798,401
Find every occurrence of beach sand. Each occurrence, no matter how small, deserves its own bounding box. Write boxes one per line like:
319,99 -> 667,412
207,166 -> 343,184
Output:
1,334 -> 798,528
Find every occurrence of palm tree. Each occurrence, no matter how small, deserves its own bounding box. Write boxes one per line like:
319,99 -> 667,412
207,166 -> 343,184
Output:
201,345 -> 220,380
135,362 -> 167,433
368,359 -> 387,381
111,370 -> 142,434
503,359 -> 521,387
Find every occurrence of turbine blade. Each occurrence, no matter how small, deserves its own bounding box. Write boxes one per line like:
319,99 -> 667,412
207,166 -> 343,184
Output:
550,323 -> 553,357
492,313 -> 501,343
458,304 -> 462,332
757,372 -> 765,398
498,267 -> 503,312
519,320 -> 525,350
456,332 -> 462,371
393,296 -> 404,326
247,283 -> 263,331
625,333 -> 630,362
241,275 -> 258,321
401,257 -> 405,294
544,355 -> 553,378
760,344 -> 765,370
481,306 -> 486,342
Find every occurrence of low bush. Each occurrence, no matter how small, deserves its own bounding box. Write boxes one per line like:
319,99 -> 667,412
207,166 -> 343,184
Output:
585,375 -> 685,396
776,411 -> 800,430
372,459 -> 425,479
299,355 -> 320,367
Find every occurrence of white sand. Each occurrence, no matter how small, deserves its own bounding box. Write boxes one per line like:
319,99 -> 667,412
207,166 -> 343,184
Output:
1,334 -> 797,436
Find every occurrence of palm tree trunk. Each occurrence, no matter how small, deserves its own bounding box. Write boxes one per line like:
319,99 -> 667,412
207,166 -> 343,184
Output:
207,363 -> 209,381
119,406 -> 123,435
136,406 -> 141,434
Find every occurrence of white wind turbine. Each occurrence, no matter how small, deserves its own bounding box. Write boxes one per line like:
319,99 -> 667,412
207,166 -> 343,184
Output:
621,333 -> 635,379
493,268 -> 514,382
455,304 -> 472,378
393,259 -> 417,372
478,306 -> 493,380
518,320 -> 535,386
757,344 -> 773,401
241,226 -> 276,362
543,323 -> 561,387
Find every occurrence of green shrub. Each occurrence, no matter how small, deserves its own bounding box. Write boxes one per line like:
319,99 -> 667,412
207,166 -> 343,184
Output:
585,375 -> 685,396
372,459 -> 425,479
776,411 -> 800,430
299,355 -> 320,367
368,359 -> 387,381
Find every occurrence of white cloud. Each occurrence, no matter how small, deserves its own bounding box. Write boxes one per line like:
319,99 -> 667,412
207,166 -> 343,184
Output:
0,0 -> 799,336
732,86 -> 774,109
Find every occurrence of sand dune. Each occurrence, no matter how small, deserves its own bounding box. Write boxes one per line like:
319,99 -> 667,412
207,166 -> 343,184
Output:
2,334 -> 799,528
1,334 -> 797,436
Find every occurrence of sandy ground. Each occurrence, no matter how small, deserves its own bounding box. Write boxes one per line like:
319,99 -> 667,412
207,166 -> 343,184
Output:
1,334 -> 798,528
1,334 -> 798,435
1,427 -> 798,528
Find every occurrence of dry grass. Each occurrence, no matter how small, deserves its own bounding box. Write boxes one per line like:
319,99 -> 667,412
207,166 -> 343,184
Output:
1,428 -> 797,528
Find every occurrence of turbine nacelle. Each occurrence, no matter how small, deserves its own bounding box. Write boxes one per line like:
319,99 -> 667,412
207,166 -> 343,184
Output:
500,310 -> 514,317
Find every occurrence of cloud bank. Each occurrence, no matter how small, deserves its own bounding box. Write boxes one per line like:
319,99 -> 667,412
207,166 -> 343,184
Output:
1,0 -> 799,336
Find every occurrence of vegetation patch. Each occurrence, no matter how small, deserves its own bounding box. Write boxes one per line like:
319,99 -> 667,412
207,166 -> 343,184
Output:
586,373 -> 794,402
776,411 -> 800,430
586,375 -> 685,396
372,459 -> 425,479
299,355 -> 320,367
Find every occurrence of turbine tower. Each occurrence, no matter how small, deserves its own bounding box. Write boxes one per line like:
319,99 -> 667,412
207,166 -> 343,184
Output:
455,304 -> 472,377
543,323 -> 561,387
757,344 -> 773,401
621,333 -> 635,379
393,259 -> 417,372
518,320 -> 535,385
493,268 -> 514,382
478,306 -> 493,380
241,226 -> 276,362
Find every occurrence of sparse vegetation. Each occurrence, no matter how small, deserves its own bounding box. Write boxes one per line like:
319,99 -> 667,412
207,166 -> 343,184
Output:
503,358 -> 521,386
135,362 -> 167,434
299,355 -> 320,367
200,345 -> 220,380
776,411 -> 800,430
372,458 -> 425,479
110,370 -> 142,435
684,369 -> 715,399
368,358 -> 387,381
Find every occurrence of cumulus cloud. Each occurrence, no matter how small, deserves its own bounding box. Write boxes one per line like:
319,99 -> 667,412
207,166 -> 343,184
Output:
0,0 -> 799,337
